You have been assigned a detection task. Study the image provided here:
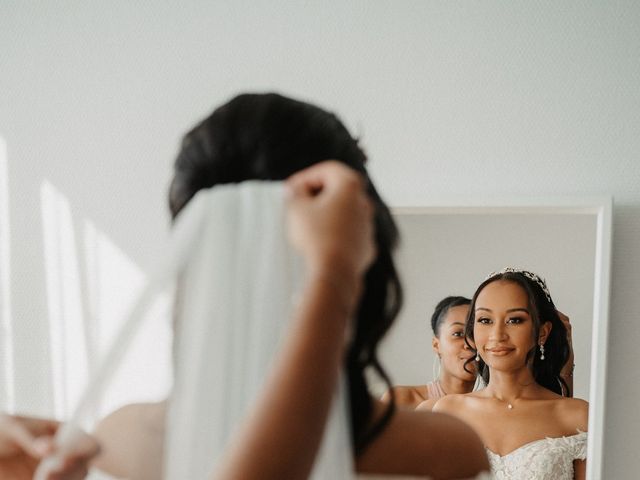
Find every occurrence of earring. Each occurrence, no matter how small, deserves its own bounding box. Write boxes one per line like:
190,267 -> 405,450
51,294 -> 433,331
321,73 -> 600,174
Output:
432,355 -> 442,382
539,343 -> 545,360
475,352 -> 480,362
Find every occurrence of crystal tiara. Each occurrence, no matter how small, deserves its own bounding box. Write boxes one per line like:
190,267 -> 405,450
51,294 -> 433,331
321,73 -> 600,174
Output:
485,267 -> 552,303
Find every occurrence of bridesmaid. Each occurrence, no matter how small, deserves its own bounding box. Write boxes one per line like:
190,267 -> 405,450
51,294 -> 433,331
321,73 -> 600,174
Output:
383,296 -> 477,409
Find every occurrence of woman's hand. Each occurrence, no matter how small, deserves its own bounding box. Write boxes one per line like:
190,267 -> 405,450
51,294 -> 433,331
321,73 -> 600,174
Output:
557,310 -> 575,396
0,414 -> 99,480
557,310 -> 575,367
285,160 -> 376,280
0,414 -> 57,478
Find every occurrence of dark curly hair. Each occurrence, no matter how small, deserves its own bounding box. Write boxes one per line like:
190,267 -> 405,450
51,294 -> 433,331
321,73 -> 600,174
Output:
169,92 -> 403,454
463,271 -> 570,396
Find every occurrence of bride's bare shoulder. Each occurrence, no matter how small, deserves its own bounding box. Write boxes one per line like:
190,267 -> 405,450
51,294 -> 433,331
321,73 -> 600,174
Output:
431,392 -> 473,413
555,397 -> 589,431
356,400 -> 489,479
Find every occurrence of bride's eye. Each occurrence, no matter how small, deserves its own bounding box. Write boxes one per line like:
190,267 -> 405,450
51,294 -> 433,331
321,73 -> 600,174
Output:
476,317 -> 491,324
507,316 -> 524,324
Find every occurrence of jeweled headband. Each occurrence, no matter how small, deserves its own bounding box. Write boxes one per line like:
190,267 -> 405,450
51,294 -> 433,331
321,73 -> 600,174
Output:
485,267 -> 552,303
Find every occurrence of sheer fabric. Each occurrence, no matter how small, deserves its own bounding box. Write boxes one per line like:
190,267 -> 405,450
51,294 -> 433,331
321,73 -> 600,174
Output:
163,182 -> 355,479
487,431 -> 587,480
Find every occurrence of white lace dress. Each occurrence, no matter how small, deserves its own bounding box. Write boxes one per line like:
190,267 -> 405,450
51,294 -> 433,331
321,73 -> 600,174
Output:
486,431 -> 587,479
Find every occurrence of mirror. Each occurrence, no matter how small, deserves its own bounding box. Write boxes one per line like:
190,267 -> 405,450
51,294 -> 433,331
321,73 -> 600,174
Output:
374,197 -> 611,480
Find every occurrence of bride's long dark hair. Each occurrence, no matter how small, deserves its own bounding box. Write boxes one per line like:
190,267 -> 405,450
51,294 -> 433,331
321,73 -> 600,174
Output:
168,93 -> 403,454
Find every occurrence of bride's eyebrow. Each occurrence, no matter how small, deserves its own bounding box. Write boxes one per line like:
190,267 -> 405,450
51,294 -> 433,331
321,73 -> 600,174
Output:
474,307 -> 530,314
506,308 -> 529,314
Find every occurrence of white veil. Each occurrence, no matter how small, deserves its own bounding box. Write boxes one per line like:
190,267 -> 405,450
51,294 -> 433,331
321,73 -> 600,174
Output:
40,181 -> 355,480
165,181 -> 355,479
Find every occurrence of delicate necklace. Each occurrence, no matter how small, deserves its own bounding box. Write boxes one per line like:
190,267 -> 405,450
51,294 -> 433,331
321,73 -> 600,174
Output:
495,396 -> 516,410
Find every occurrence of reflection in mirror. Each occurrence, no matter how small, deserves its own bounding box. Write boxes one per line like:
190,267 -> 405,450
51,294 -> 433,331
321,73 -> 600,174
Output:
382,212 -> 595,401
370,200 -> 611,480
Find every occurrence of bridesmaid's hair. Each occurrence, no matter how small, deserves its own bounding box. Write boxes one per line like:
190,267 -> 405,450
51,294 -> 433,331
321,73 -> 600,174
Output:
464,271 -> 570,396
169,92 -> 403,454
430,296 -> 471,336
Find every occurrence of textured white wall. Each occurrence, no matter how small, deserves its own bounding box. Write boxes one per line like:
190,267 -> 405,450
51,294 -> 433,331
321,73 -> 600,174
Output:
1,1 -> 638,477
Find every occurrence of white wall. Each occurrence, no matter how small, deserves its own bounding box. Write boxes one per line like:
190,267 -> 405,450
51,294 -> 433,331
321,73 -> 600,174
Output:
1,1 -> 638,477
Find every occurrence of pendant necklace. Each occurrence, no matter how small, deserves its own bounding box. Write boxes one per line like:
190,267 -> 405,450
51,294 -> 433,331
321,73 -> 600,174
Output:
495,397 -> 515,410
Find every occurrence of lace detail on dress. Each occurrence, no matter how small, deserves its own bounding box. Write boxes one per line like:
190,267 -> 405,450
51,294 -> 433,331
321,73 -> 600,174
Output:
487,431 -> 587,480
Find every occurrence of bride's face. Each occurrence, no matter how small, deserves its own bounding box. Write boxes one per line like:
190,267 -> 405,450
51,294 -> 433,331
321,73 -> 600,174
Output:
473,280 -> 536,370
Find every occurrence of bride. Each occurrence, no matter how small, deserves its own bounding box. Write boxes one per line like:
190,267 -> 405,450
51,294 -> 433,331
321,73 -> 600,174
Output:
16,93 -> 489,479
428,268 -> 588,480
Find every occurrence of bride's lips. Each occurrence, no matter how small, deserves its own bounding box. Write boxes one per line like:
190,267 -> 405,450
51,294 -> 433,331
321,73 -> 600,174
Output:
486,347 -> 515,356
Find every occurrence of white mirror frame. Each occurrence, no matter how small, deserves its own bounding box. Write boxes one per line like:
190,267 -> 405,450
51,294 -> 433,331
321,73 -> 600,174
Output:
391,196 -> 612,480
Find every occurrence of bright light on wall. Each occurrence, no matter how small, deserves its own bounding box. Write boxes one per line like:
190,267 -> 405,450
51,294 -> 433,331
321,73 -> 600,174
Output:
40,180 -> 90,418
0,137 -> 15,411
83,220 -> 172,419
39,180 -> 172,420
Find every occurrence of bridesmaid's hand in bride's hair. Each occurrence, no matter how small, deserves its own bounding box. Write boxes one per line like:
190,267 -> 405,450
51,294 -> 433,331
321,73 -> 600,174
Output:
557,310 -> 575,396
285,160 -> 376,280
557,310 -> 573,349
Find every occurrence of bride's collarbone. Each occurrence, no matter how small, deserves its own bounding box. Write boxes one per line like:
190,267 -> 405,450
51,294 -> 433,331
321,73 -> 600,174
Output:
469,393 -> 570,412
468,400 -> 584,457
